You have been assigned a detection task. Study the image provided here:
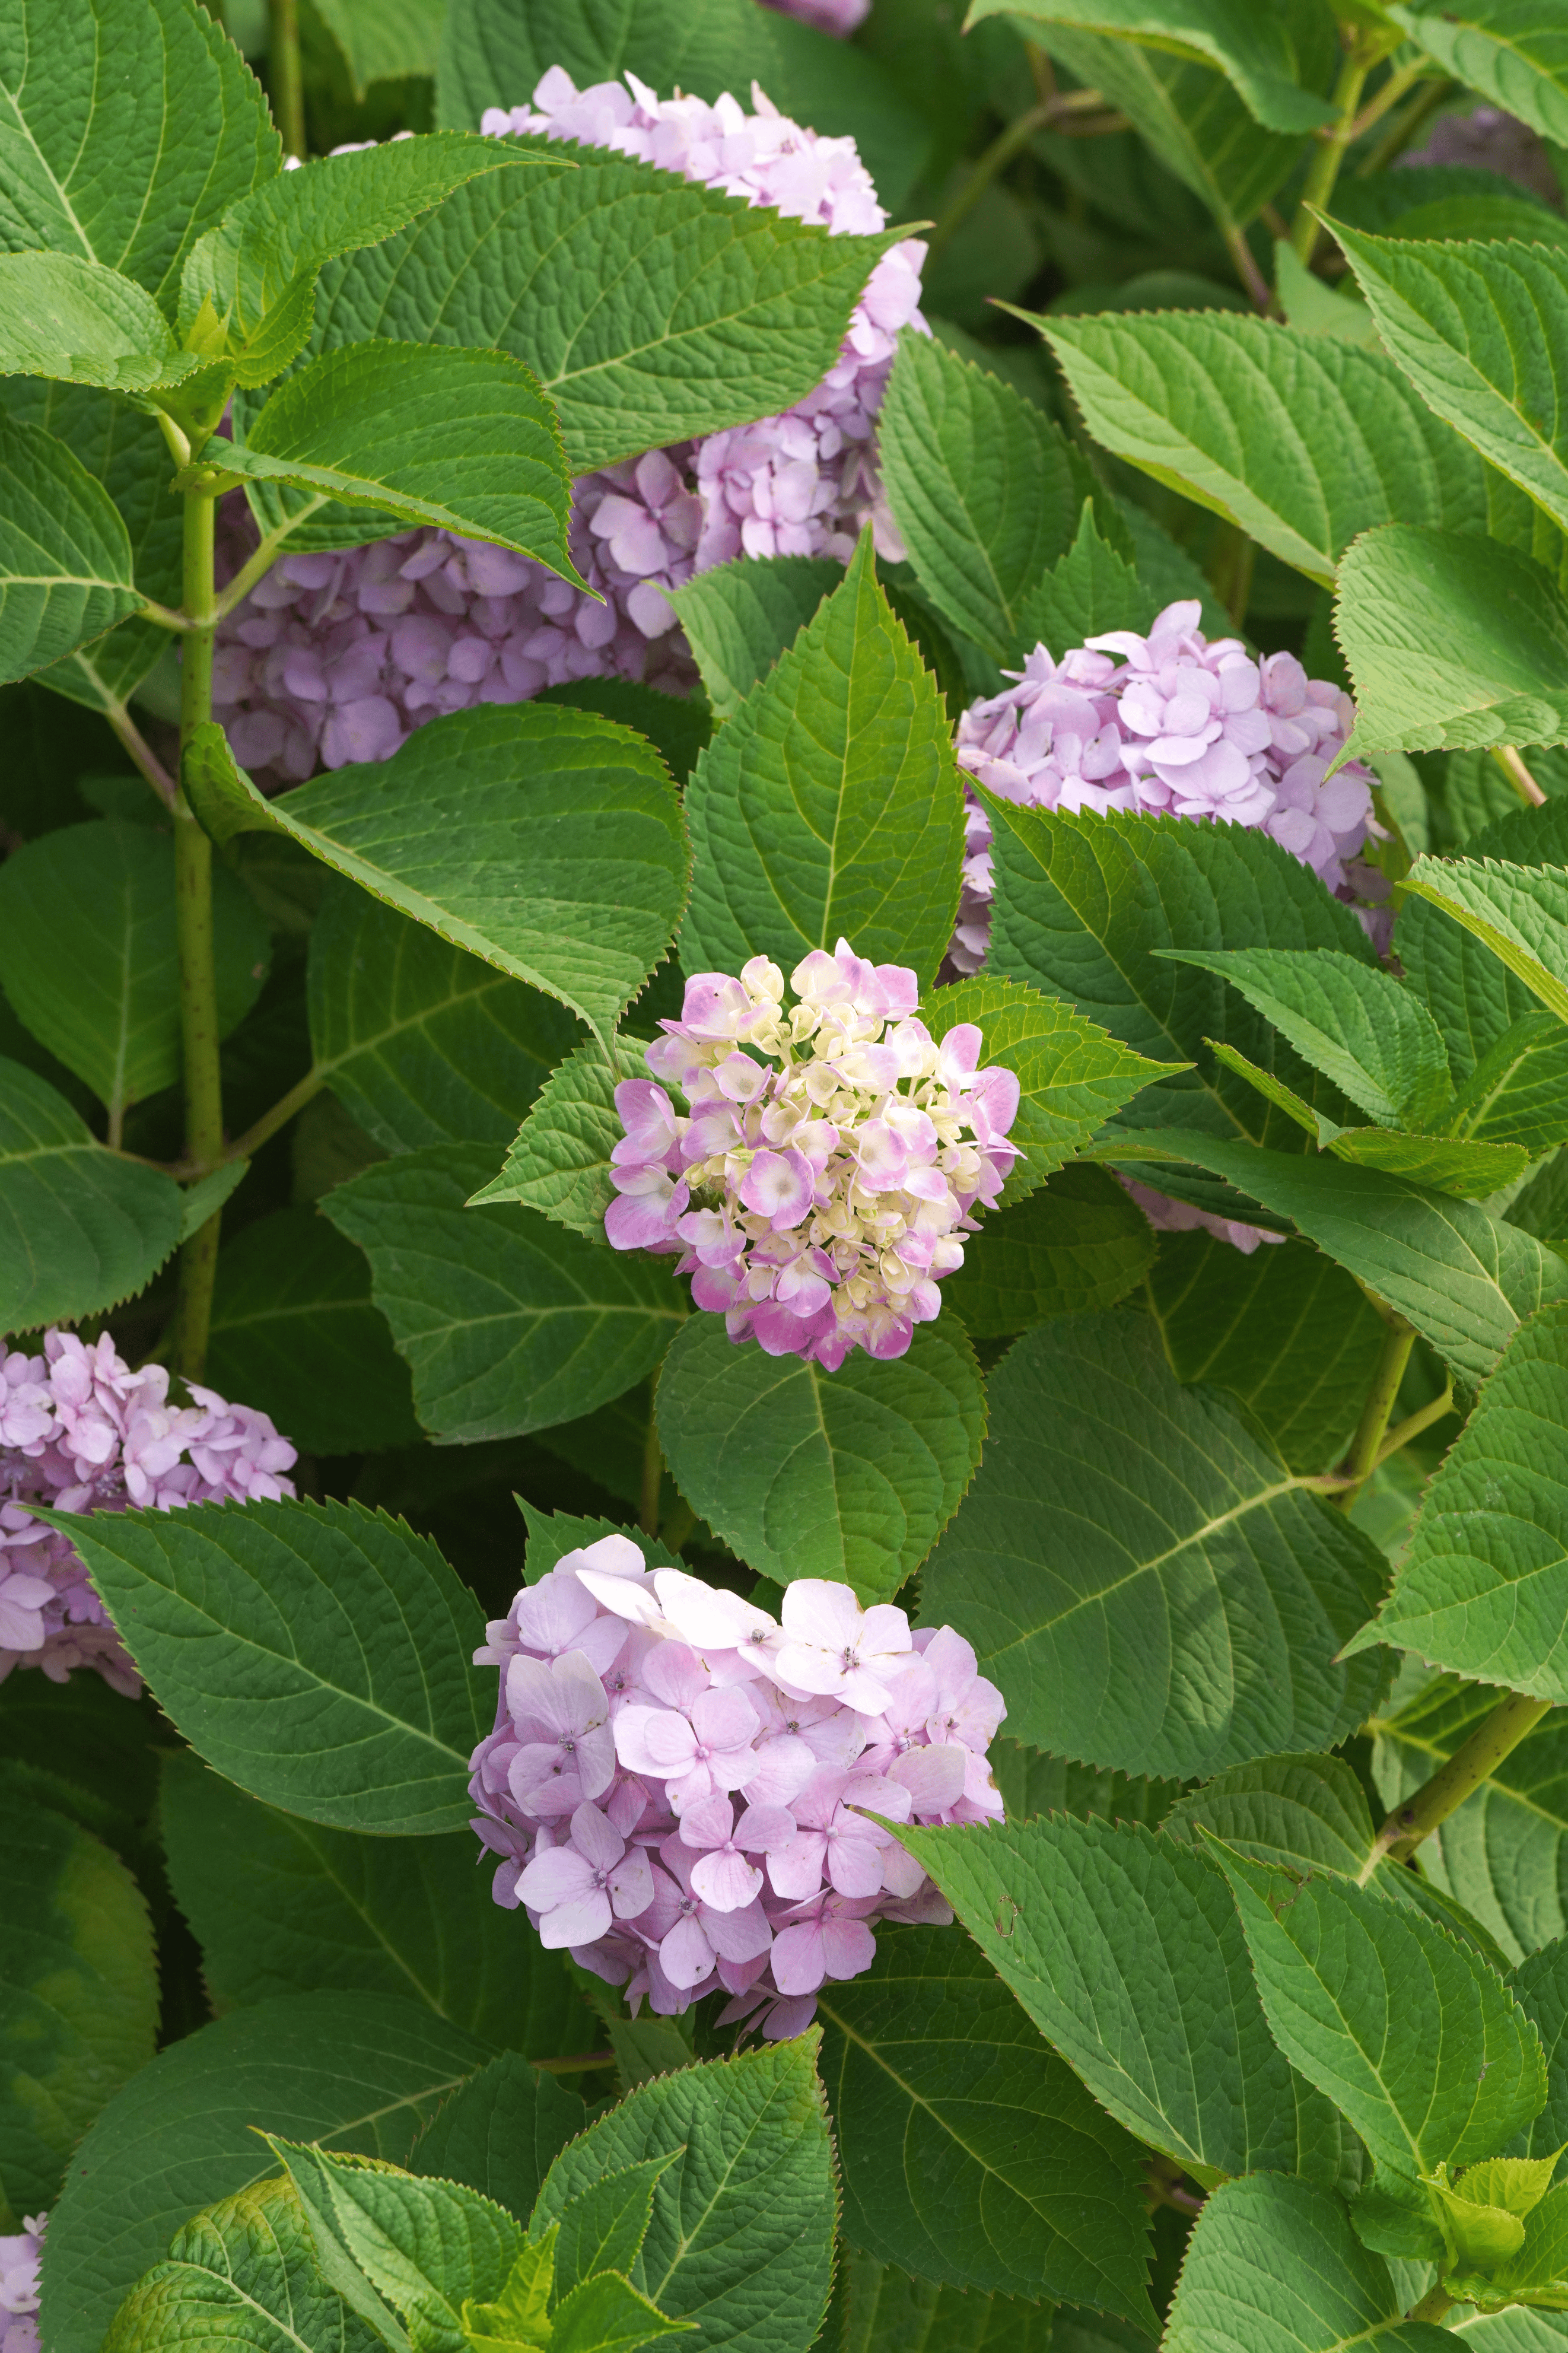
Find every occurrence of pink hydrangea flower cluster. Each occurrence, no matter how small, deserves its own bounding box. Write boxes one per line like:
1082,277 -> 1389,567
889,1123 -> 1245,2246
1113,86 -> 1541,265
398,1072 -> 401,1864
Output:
949,600 -> 1378,976
0,1331 -> 297,1696
605,940 -> 1020,1369
0,2215 -> 42,2353
212,73 -> 926,784
762,0 -> 871,28
470,1534 -> 1004,2037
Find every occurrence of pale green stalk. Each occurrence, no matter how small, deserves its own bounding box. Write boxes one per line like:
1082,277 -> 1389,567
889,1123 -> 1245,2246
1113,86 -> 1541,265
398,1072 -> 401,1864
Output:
269,0 -> 305,160
1361,1689 -> 1556,1877
1332,1311 -> 1415,1511
1292,42 -> 1376,266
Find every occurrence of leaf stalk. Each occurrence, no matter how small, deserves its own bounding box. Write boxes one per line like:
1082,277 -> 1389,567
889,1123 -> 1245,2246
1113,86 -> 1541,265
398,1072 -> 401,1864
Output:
1332,1311 -> 1416,1511
1362,1687 -> 1556,1878
268,0 -> 306,160
1292,38 -> 1380,266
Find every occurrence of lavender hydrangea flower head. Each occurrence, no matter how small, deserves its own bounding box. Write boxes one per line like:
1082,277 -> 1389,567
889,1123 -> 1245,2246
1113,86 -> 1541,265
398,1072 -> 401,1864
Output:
761,0 -> 872,30
213,74 -> 926,783
0,1330 -> 297,1695
0,2214 -> 44,2353
605,940 -> 1020,1369
950,600 -> 1378,975
472,1534 -> 1004,2036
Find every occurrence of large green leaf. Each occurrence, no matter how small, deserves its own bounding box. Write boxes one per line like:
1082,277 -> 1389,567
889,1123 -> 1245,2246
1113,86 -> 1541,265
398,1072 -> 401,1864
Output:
435,0 -> 930,215
409,2055 -> 586,2227
0,1794 -> 157,2222
680,533 -> 963,990
921,1312 -> 1389,1781
924,974 -> 1168,1210
877,333 -> 1101,666
323,1144 -> 686,1441
1147,1230 -> 1386,1474
1344,1300 -> 1568,1697
284,159 -> 899,478
317,0 -> 447,95
531,2040 -> 837,2353
670,556 -> 842,727
1033,313 -> 1490,586
943,1162 -> 1156,1336
0,411 -> 140,683
0,0 -> 279,313
185,705 -> 688,1050
832,2249 -> 1056,2353
654,1313 -> 985,1604
1161,2172 -> 1456,2353
218,338 -> 577,580
158,1751 -> 593,2062
101,2173 -> 382,2353
815,1925 -> 1154,2323
1217,1846 -> 1546,2174
1093,1129 -> 1568,1386
0,251 -> 198,393
1390,4 -> 1568,147
0,820 -> 269,1124
39,1991 -> 489,2353
0,1057 -> 182,1331
1404,854 -> 1568,1029
890,1814 -> 1358,2186
1369,1672 -> 1568,1967
1449,1011 -> 1568,1154
968,0 -> 1334,132
468,1036 -> 648,1241
1512,1938 -> 1568,2160
1337,527 -> 1568,759
179,134 -> 562,386
205,1208 -> 421,1457
46,1496 -> 488,1836
307,880 -> 581,1155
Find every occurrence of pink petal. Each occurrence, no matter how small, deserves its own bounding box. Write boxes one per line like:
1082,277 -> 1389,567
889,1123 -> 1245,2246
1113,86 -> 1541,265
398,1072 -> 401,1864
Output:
888,1744 -> 968,1814
678,1794 -> 735,1853
781,1579 -> 862,1652
608,1849 -> 656,1919
770,1920 -> 826,1995
643,1640 -> 711,1711
517,1846 -> 596,1909
820,1913 -> 877,1980
614,1705 -> 697,1778
570,1801 -> 625,1870
660,1912 -> 717,1989
691,1849 -> 764,1911
768,1829 -> 829,1900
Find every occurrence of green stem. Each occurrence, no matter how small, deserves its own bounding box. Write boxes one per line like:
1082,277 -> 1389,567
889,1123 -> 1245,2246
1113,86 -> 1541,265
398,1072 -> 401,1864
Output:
103,698 -> 178,812
639,1414 -> 663,1540
1406,2283 -> 1455,2325
221,1069 -> 323,1168
269,0 -> 306,160
1361,1688 -> 1556,1880
925,100 -> 1055,266
212,519 -> 299,622
1375,1381 -> 1454,1468
1357,75 -> 1453,177
1493,744 -> 1547,807
170,487 -> 225,1383
1332,1311 -> 1415,1512
1220,221 -> 1272,315
1292,43 -> 1374,266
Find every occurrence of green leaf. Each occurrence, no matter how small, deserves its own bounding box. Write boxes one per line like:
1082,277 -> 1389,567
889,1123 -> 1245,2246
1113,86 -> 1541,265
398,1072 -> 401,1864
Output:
1448,1011 -> 1568,1153
832,2247 -> 1057,2352
551,2159 -> 676,2301
921,1311 -> 1389,1780
815,1923 -> 1154,2322
434,0 -> 930,218
1370,1674 -> 1568,1967
1334,161 -> 1565,239
307,880 -> 582,1156
877,332 -> 1105,665
986,802 -> 1377,1156
1216,1845 -> 1546,2174
518,1505 -> 686,1583
1014,500 -> 1158,658
461,2234 -> 554,2352
969,0 -> 1334,132
1405,854 -> 1568,1029
1344,1300 -> 1568,1695
216,338 -> 577,582
205,1207 -> 420,1456
179,1158 -> 248,1241
1390,3 -> 1568,146
186,705 -> 689,1050
530,2039 -> 837,2353
1164,946 -> 1454,1130
0,819 -> 269,1121
0,1056 -> 182,1330
546,2269 -> 694,2353
290,161 -> 901,478
680,533 -> 963,990
654,1313 -> 985,1603
409,2057 -> 587,2228
669,556 -> 841,727
943,1161 -> 1156,1336
1275,237 -> 1382,346
0,0 -> 280,314
158,1751 -> 593,2061
45,1495 -> 488,1836
891,1814 -> 1357,2186
989,1739 -> 1181,1834
0,1796 -> 157,2218
1147,1230 -> 1387,1474
39,1990 -> 489,2353
924,973 -> 1169,1209
1401,802 -> 1568,1090
322,1144 -> 687,1442
467,1038 -> 648,1239
537,679 -> 712,786
1337,527 -> 1568,760
316,0 -> 447,94
1094,1130 -> 1568,1386
0,410 -> 140,682
1322,1124 -> 1533,1198
1161,2172 -> 1456,2352
1033,312 -> 1489,586
180,135 -> 562,387
101,2175 -> 382,2353
0,250 -> 197,393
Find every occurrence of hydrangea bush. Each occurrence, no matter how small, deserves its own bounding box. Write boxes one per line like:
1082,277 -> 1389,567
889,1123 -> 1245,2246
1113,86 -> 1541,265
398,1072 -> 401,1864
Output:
4,3 -> 1568,2350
